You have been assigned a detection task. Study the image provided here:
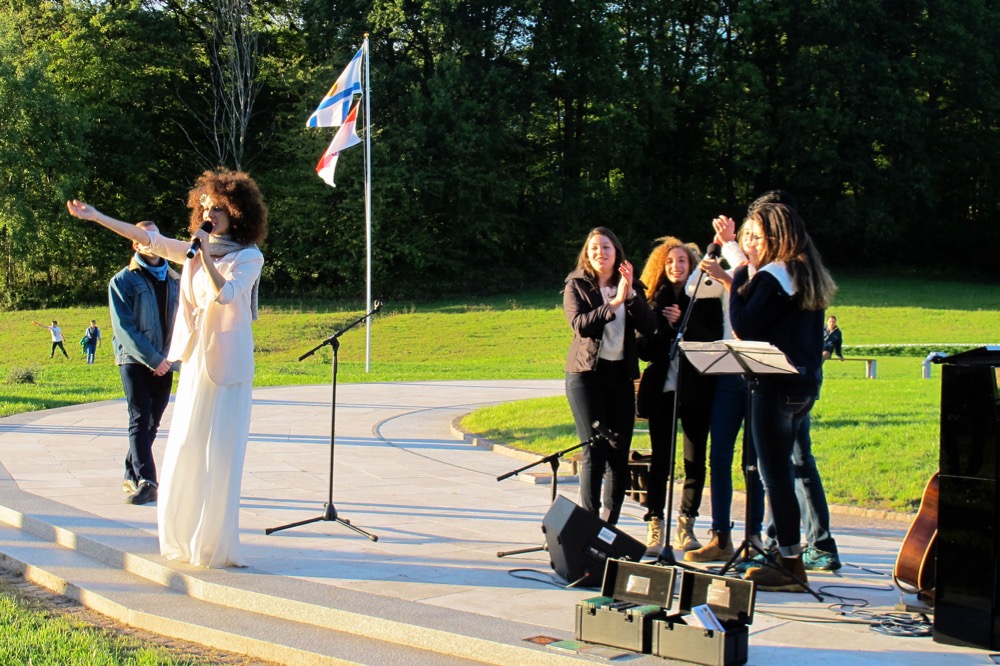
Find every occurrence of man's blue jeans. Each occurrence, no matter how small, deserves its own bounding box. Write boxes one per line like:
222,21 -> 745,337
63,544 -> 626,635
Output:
566,361 -> 634,525
119,363 -> 173,487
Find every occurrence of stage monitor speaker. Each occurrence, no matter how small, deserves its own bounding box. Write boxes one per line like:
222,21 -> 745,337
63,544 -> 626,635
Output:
541,495 -> 646,588
933,352 -> 1000,649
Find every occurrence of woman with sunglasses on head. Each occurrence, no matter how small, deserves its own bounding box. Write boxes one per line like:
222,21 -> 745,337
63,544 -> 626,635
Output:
727,202 -> 836,591
564,227 -> 656,526
67,169 -> 267,568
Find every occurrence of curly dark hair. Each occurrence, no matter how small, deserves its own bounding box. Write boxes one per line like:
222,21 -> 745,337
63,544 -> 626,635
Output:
186,169 -> 268,245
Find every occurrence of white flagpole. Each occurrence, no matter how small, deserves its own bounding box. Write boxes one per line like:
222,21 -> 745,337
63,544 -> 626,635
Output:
363,35 -> 373,372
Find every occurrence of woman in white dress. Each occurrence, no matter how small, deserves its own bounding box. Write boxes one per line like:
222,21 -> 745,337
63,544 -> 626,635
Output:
67,169 -> 267,568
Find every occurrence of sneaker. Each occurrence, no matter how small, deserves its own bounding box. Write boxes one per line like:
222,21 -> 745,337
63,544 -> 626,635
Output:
684,530 -> 735,563
645,517 -> 665,557
126,480 -> 157,505
744,555 -> 808,592
733,552 -> 765,574
672,514 -> 702,552
733,544 -> 776,573
122,477 -> 137,494
803,547 -> 842,571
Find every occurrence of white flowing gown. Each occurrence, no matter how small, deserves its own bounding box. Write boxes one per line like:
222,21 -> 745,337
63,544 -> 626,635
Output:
151,235 -> 262,569
157,336 -> 252,568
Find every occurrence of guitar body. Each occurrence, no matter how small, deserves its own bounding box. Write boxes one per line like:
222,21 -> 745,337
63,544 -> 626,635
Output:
894,472 -> 939,592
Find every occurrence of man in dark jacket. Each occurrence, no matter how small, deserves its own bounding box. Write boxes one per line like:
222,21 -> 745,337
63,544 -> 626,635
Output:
821,316 -> 843,361
109,222 -> 180,505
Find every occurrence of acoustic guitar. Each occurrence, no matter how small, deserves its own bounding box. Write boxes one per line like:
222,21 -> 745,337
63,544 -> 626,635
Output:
893,472 -> 938,594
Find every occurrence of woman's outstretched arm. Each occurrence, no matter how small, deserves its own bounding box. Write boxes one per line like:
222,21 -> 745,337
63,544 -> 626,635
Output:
66,200 -> 151,245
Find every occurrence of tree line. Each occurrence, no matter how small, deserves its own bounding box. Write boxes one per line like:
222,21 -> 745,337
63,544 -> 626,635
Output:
1,0 -> 997,309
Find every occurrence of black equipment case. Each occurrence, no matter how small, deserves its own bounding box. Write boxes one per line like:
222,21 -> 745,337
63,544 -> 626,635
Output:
575,559 -> 677,653
651,569 -> 756,665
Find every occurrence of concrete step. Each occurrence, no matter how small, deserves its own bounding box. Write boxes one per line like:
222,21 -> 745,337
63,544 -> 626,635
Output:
0,496 -> 623,666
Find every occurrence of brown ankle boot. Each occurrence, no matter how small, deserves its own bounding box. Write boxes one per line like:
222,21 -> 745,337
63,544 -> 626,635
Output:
744,555 -> 808,592
684,530 -> 735,563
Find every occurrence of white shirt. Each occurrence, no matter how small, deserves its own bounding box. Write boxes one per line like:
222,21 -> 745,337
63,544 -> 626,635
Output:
597,286 -> 625,361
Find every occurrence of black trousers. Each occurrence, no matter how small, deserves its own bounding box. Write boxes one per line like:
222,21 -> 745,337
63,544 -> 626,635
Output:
566,360 -> 635,525
119,363 -> 173,486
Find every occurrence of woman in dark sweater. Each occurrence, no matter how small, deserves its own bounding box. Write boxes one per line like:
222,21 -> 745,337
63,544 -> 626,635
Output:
729,203 -> 837,591
564,227 -> 656,525
636,237 -> 722,557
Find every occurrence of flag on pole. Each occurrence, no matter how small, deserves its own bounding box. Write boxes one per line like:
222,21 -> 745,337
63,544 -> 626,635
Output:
315,102 -> 362,187
306,46 -> 363,128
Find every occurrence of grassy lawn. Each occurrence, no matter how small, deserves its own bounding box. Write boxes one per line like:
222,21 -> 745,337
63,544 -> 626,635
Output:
0,575 -> 208,665
2,274 -> 998,514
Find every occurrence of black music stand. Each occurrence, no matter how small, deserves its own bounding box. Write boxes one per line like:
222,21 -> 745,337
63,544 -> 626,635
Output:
679,340 -> 823,601
495,421 -> 615,558
265,303 -> 382,541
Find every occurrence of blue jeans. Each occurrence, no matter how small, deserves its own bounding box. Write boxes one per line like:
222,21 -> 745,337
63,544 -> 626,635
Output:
751,384 -> 815,556
566,361 -> 635,525
85,343 -> 97,364
762,414 -> 837,553
119,363 -> 173,486
708,375 -> 765,535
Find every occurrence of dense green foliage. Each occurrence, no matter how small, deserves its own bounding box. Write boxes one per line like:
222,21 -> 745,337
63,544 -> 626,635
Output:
2,0 -> 999,309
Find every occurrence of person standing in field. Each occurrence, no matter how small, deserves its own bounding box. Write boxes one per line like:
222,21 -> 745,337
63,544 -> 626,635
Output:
32,320 -> 69,359
83,320 -> 102,364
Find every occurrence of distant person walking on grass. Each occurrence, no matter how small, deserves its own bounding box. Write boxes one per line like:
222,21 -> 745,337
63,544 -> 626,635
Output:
822,316 -> 844,361
32,320 -> 69,358
83,320 -> 102,364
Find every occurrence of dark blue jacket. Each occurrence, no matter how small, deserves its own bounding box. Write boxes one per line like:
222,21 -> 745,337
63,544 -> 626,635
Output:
729,264 -> 824,396
109,257 -> 180,370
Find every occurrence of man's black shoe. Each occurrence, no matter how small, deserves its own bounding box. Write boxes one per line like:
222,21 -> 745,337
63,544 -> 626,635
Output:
126,481 -> 157,505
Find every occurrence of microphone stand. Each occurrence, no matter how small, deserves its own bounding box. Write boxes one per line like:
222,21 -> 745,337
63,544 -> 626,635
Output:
265,302 -> 382,540
496,421 -> 615,558
656,263 -> 714,567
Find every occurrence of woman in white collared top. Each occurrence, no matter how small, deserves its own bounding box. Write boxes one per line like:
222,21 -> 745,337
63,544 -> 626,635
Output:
67,169 -> 267,568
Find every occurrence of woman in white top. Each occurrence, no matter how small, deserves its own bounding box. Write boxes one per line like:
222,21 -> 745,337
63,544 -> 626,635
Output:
67,169 -> 267,568
563,227 -> 656,526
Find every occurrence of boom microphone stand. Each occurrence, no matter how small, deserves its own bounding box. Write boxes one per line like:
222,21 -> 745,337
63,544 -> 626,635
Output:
496,421 -> 617,558
265,302 -> 382,540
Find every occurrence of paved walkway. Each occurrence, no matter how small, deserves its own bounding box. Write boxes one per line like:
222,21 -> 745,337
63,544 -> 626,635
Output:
0,380 -> 989,664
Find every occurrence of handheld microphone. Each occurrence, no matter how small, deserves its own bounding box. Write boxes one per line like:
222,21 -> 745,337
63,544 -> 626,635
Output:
703,242 -> 722,285
186,221 -> 214,258
591,420 -> 619,448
